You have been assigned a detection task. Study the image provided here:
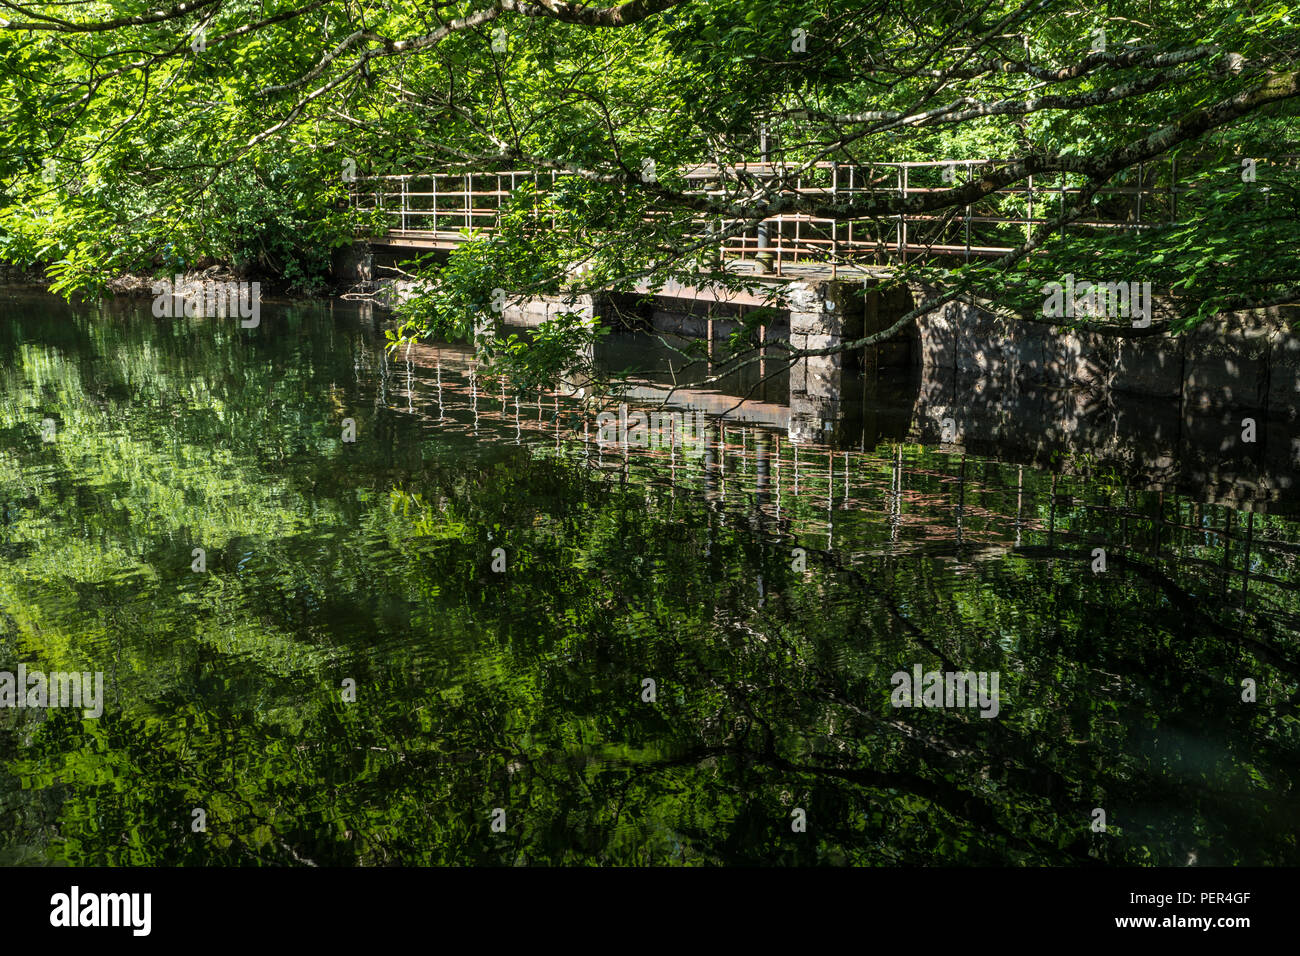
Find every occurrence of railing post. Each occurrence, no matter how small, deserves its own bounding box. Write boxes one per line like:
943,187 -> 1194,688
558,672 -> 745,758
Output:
1170,154 -> 1178,222
966,183 -> 972,263
965,162 -> 974,262
900,165 -> 908,264
431,175 -> 438,233
1060,172 -> 1067,240
1135,161 -> 1144,227
847,165 -> 855,251
793,174 -> 801,265
465,173 -> 472,232
831,162 -> 839,276
1026,172 -> 1033,246
896,166 -> 904,262
401,176 -> 408,232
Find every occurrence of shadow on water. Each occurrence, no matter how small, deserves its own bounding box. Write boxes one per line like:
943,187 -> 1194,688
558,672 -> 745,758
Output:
0,290 -> 1297,866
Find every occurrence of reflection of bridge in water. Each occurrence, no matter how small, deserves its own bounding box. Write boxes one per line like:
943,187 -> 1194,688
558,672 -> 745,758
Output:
352,306 -> 1299,623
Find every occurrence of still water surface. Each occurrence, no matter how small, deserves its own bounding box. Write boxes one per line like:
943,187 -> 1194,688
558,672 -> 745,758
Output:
1,292 -> 1297,865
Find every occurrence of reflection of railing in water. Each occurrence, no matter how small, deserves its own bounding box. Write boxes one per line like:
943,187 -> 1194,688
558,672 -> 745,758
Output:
374,338 -> 1299,614
368,330 -> 1300,509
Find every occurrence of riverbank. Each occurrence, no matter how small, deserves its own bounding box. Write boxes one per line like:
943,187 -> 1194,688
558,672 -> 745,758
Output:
0,261 -> 307,298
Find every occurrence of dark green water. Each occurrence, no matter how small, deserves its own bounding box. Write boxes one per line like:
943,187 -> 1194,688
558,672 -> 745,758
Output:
1,291 -> 1297,865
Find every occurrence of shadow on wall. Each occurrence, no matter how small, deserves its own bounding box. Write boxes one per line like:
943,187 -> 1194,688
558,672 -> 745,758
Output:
909,282 -> 1300,419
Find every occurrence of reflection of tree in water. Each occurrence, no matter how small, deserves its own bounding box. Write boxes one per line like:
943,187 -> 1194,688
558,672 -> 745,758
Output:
1,299 -> 1297,866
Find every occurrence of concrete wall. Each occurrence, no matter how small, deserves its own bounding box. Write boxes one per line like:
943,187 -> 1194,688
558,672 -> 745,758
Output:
908,282 -> 1300,419
908,369 -> 1299,511
500,293 -> 601,327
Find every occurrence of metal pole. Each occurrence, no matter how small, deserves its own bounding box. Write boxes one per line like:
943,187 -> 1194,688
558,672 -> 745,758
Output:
901,165 -> 908,264
1170,155 -> 1178,222
831,162 -> 839,277
756,122 -> 771,272
1060,173 -> 1067,240
794,173 -> 801,264
896,166 -> 904,261
1026,173 -> 1034,245
848,165 -> 855,250
966,164 -> 973,261
1136,161 -> 1144,227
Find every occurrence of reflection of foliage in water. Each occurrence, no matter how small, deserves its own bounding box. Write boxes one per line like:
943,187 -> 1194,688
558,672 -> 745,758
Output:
0,296 -> 1297,866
